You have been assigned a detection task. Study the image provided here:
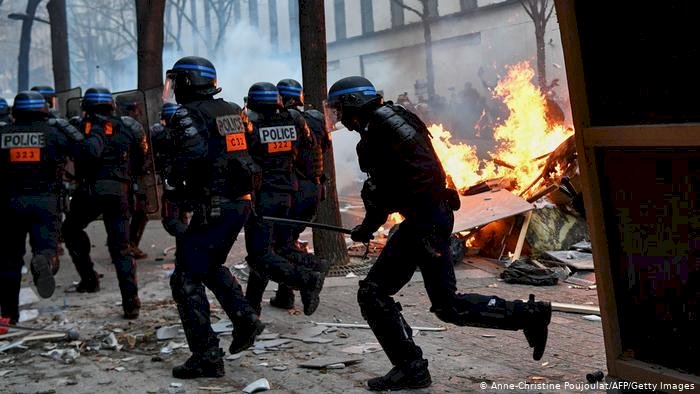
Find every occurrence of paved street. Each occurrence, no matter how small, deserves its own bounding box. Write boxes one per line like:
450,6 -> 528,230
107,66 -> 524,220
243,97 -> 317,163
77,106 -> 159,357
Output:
1,220 -> 606,393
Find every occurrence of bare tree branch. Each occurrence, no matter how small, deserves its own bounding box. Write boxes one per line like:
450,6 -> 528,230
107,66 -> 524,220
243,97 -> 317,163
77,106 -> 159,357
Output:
390,0 -> 424,19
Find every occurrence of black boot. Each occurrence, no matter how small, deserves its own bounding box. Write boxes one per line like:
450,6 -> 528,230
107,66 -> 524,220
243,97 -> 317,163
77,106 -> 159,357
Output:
76,271 -> 100,293
299,270 -> 324,315
519,294 -> 551,360
270,284 -> 295,309
172,348 -> 225,379
367,359 -> 432,391
229,316 -> 265,354
123,296 -> 141,320
30,255 -> 55,299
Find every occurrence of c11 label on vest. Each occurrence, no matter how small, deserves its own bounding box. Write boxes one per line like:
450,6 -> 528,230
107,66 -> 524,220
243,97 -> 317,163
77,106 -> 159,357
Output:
1,132 -> 46,149
216,115 -> 245,136
259,125 -> 297,144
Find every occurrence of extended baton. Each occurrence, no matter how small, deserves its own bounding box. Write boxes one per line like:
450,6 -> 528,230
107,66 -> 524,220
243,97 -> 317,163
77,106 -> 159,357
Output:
261,216 -> 353,234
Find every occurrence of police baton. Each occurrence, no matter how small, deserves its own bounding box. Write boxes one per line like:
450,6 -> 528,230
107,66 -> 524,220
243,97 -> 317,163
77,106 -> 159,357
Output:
261,216 -> 352,234
261,216 -> 372,259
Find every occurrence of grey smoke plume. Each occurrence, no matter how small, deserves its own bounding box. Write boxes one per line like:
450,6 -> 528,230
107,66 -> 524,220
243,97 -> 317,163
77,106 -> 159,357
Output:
162,22 -> 364,197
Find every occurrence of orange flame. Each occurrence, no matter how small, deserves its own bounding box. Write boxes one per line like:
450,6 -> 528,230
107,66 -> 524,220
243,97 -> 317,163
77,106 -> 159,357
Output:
429,62 -> 573,196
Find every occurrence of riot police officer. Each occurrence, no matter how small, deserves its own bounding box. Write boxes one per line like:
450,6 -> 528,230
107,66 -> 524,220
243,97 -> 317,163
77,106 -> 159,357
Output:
268,79 -> 329,310
150,102 -> 180,179
62,87 -> 147,319
0,98 -> 10,124
0,91 -> 104,323
116,98 -> 150,260
327,76 -> 552,391
242,82 -> 328,317
163,56 -> 265,379
30,86 -> 59,118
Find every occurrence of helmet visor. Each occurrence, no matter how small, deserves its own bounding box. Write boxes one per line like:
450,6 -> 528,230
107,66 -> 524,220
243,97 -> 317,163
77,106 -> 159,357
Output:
162,72 -> 177,104
322,100 -> 343,132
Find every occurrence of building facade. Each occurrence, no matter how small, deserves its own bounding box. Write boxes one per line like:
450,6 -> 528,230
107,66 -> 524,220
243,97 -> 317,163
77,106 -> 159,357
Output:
217,0 -> 568,104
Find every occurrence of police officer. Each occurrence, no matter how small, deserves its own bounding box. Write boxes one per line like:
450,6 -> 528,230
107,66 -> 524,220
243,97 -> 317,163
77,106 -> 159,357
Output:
269,79 -> 329,310
116,98 -> 150,260
0,98 -> 10,124
0,91 -> 104,323
163,56 -> 265,379
327,76 -> 552,391
150,102 -> 180,179
242,82 -> 328,317
30,86 -> 59,118
62,87 -> 147,319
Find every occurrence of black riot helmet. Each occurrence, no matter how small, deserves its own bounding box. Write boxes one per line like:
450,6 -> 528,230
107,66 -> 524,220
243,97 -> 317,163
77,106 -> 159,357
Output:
276,78 -> 304,108
81,87 -> 115,114
160,102 -> 180,125
30,85 -> 57,108
246,82 -> 282,112
0,97 -> 9,118
164,56 -> 221,103
327,76 -> 382,131
12,91 -> 49,120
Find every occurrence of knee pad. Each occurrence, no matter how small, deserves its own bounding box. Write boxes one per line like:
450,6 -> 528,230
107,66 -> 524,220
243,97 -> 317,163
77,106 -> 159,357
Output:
358,280 -> 398,320
170,272 -> 202,303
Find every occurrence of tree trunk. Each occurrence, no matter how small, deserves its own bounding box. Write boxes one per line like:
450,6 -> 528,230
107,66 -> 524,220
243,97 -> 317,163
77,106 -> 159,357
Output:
47,0 -> 70,91
17,0 -> 42,91
423,16 -> 436,103
135,0 -> 166,90
298,0 -> 350,266
535,25 -> 547,91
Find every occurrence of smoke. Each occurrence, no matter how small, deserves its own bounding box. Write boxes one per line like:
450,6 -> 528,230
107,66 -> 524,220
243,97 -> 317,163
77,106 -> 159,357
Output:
162,22 -> 364,197
163,22 -> 302,106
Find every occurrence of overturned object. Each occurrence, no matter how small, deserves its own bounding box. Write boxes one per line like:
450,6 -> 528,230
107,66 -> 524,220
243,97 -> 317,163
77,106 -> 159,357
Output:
500,259 -> 559,286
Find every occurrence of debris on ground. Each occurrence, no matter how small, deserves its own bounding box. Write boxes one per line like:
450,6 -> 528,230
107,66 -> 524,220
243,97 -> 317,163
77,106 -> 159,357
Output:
42,348 -> 80,364
242,378 -> 270,393
340,343 -> 382,354
298,356 -> 363,369
155,325 -> 181,340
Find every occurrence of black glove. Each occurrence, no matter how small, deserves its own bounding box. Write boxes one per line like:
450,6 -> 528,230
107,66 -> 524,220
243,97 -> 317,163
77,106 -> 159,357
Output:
351,224 -> 374,243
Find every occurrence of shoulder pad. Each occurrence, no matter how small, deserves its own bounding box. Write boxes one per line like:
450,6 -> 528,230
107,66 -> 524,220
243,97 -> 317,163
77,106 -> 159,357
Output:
304,109 -> 324,123
372,105 -> 416,142
48,117 -> 84,141
121,116 -> 144,133
287,108 -> 303,121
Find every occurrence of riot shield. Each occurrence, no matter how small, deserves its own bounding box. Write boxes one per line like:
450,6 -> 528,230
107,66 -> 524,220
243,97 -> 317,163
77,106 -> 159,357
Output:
55,87 -> 81,119
65,96 -> 83,119
113,89 -> 161,216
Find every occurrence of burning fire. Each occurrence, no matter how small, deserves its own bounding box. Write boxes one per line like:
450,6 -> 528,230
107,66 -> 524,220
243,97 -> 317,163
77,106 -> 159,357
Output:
429,62 -> 573,196
381,62 -> 572,230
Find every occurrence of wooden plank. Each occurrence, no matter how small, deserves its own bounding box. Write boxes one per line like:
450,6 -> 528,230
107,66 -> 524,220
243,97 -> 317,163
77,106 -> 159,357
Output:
298,356 -> 363,369
551,302 -> 600,315
543,250 -> 594,270
453,190 -> 533,233
614,359 -> 700,386
510,211 -> 532,263
584,124 -> 700,147
22,333 -> 66,342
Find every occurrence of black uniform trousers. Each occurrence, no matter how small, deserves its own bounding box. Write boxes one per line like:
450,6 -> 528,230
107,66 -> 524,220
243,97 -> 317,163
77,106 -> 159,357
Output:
62,184 -> 138,307
170,198 -> 258,354
358,200 -> 514,368
245,190 -> 319,312
0,194 -> 61,322
273,179 -> 323,300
